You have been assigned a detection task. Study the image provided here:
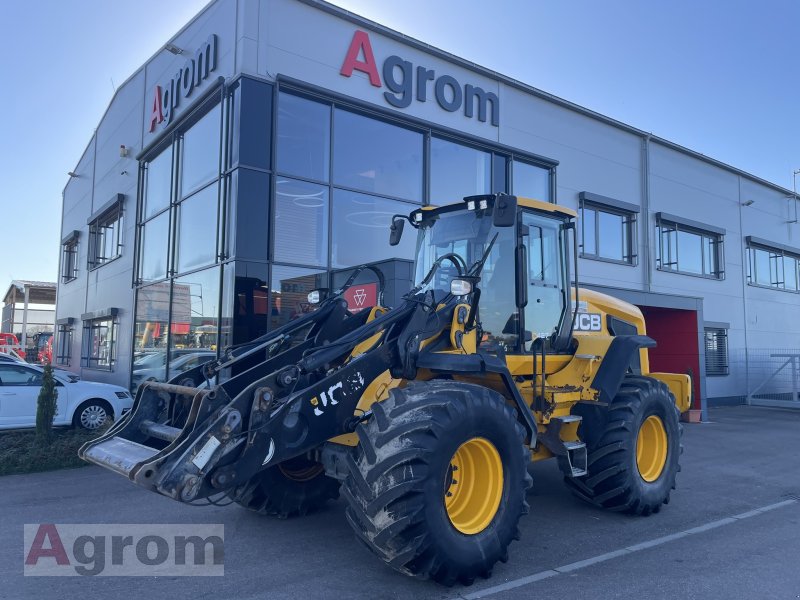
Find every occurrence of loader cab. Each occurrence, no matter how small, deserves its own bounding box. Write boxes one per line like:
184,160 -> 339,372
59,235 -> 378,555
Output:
399,194 -> 576,356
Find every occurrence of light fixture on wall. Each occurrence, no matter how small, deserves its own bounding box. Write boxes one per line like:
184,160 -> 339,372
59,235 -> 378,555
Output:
67,172 -> 78,178
119,144 -> 129,158
741,199 -> 755,207
164,43 -> 183,55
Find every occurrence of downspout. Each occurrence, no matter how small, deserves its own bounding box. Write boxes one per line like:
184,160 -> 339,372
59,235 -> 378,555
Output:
738,176 -> 750,404
641,134 -> 652,292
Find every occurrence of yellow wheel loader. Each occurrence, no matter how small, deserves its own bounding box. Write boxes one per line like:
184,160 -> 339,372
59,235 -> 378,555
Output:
80,193 -> 690,585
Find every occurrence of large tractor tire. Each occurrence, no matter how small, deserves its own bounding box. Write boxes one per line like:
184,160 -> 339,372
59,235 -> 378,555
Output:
566,375 -> 682,515
235,456 -> 340,518
342,381 -> 531,586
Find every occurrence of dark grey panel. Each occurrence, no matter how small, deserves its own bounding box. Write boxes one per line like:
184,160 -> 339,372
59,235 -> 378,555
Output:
87,194 -> 125,225
704,321 -> 730,329
81,307 -> 120,321
579,191 -> 640,214
656,212 -> 726,236
746,236 -> 800,257
61,230 -> 81,245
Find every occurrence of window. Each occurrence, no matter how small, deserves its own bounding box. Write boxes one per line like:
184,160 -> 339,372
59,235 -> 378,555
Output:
430,137 -> 491,203
168,268 -> 220,380
143,147 -> 172,221
138,211 -> 170,282
81,317 -> 118,370
512,160 -> 551,202
523,212 -> 566,346
746,238 -> 800,292
88,203 -> 124,268
274,178 -> 328,267
270,265 -> 327,332
333,108 -> 423,201
180,104 -> 221,195
277,92 -> 330,182
704,328 -> 729,376
55,324 -> 73,366
175,184 -> 219,274
61,237 -> 79,282
579,194 -> 637,264
656,214 -> 724,279
0,364 -> 42,386
331,190 -> 417,268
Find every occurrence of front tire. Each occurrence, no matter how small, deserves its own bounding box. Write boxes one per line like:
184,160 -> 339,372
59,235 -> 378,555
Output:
73,399 -> 112,431
566,376 -> 682,515
342,381 -> 531,586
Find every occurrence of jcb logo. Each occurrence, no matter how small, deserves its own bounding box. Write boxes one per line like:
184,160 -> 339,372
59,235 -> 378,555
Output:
311,382 -> 343,416
575,313 -> 602,332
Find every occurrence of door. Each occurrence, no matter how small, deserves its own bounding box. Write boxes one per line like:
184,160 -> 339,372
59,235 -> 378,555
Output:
0,364 -> 43,428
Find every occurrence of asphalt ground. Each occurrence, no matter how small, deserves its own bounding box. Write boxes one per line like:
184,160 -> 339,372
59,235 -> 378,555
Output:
2,405 -> 800,600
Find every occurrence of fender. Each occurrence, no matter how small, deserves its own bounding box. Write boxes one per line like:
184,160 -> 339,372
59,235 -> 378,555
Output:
590,335 -> 656,404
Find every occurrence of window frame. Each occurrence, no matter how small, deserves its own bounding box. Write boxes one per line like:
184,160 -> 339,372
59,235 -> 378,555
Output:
746,238 -> 800,293
61,237 -> 79,282
87,202 -> 124,270
579,198 -> 638,266
704,327 -> 729,377
55,323 -> 73,366
656,215 -> 725,280
81,316 -> 119,371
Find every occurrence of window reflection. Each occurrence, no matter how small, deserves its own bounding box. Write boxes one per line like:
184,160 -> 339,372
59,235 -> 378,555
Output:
168,267 -> 220,381
181,105 -> 221,195
139,211 -> 170,282
144,147 -> 172,220
331,190 -> 417,268
513,160 -> 551,202
270,265 -> 327,332
277,93 -> 330,182
176,184 -> 218,274
274,178 -> 328,267
132,283 -> 171,390
333,109 -> 423,201
430,137 -> 491,203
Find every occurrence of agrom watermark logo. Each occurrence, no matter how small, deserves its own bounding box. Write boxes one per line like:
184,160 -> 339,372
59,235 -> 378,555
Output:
24,524 -> 224,576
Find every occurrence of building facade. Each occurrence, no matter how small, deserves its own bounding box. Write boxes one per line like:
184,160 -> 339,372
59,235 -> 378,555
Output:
56,0 -> 800,414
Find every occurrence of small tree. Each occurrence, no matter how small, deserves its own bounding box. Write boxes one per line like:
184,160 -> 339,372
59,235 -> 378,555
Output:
35,363 -> 58,445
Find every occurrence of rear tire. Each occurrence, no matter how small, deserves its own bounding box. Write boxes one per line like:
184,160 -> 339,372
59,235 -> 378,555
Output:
235,456 -> 340,518
342,381 -> 531,586
566,376 -> 682,515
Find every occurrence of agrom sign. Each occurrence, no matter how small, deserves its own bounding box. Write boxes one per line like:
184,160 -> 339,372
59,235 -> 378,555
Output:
149,34 -> 219,133
341,30 -> 500,127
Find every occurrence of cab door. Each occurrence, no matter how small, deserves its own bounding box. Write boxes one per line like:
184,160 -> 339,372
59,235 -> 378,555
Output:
520,211 -> 567,351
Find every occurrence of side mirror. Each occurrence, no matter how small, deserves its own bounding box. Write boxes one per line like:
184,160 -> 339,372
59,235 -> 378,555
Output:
493,194 -> 517,227
389,218 -> 405,246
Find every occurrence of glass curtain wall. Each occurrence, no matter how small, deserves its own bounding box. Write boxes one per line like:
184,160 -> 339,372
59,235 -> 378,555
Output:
133,100 -> 223,391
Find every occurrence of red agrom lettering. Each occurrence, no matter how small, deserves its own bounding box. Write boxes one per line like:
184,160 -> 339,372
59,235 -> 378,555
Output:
25,524 -> 69,566
149,85 -> 164,132
340,30 -> 381,87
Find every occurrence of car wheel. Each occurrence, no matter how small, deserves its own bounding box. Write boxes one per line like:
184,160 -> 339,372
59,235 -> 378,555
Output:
73,400 -> 113,431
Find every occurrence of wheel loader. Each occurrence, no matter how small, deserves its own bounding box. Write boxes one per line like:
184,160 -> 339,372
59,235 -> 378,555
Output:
80,193 -> 690,585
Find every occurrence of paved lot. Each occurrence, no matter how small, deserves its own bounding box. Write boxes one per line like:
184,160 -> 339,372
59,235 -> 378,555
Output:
2,405 -> 800,600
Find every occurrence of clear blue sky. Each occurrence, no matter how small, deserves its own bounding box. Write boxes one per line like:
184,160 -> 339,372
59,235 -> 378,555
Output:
1,0 -> 798,293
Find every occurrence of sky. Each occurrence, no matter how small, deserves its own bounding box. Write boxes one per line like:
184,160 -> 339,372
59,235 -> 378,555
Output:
1,0 -> 798,293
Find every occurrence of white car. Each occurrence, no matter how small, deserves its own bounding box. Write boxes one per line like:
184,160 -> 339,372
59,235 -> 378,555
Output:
0,362 -> 132,431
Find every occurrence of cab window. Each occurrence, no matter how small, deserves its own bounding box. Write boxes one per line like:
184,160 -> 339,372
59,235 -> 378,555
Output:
522,212 -> 566,350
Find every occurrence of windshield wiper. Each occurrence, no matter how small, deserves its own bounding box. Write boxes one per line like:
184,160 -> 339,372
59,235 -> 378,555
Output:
467,233 -> 499,278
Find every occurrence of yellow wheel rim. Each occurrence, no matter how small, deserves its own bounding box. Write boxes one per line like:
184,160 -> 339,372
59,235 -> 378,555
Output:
444,437 -> 504,535
636,415 -> 668,482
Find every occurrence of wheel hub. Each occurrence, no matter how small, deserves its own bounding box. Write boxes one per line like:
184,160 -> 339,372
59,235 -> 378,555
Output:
636,415 -> 667,482
81,406 -> 107,430
444,437 -> 503,535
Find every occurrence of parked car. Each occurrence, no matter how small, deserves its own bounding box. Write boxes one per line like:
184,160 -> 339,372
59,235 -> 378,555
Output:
0,362 -> 132,431
131,350 -> 215,390
0,354 -> 80,381
0,332 -> 25,360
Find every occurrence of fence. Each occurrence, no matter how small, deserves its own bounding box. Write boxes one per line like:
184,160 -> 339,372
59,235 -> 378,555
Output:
747,348 -> 800,408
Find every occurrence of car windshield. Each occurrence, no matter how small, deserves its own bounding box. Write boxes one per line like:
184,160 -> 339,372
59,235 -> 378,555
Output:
414,209 -> 515,297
